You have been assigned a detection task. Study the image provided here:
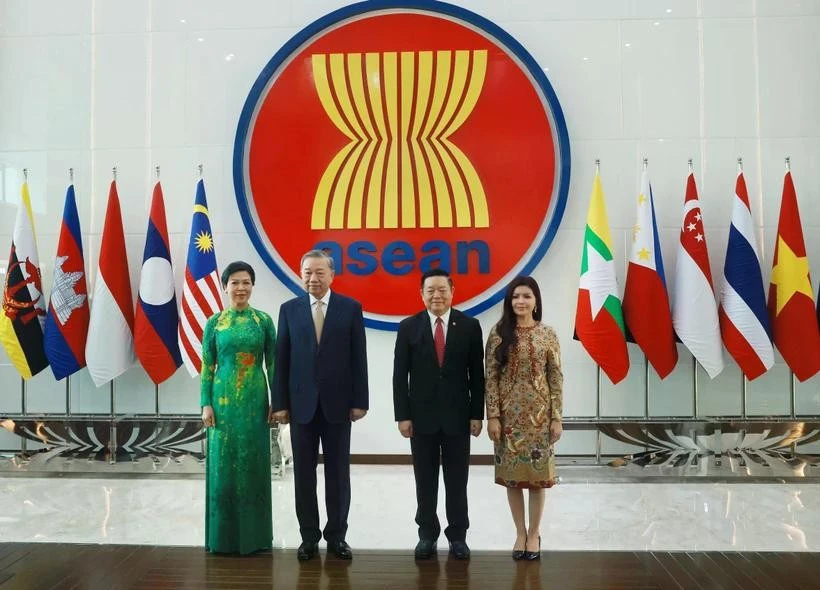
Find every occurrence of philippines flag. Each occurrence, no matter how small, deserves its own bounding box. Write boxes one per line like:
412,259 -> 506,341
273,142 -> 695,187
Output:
622,168 -> 678,378
671,172 -> 724,378
85,181 -> 135,386
134,181 -> 182,384
44,184 -> 89,380
718,171 -> 773,380
178,179 -> 223,377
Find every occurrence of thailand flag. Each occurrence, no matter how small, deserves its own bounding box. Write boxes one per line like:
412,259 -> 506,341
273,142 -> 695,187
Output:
718,171 -> 773,380
85,181 -> 135,386
44,184 -> 89,380
178,179 -> 223,377
134,182 -> 182,384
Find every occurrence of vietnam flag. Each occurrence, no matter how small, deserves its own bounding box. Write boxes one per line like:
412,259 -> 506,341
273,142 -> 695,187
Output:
574,171 -> 629,383
623,168 -> 678,378
767,171 -> 820,381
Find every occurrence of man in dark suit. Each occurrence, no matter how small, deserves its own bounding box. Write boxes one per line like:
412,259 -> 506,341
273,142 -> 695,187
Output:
393,268 -> 485,560
272,249 -> 369,562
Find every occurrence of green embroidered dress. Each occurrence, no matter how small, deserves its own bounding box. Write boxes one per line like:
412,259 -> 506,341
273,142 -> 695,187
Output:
200,306 -> 276,554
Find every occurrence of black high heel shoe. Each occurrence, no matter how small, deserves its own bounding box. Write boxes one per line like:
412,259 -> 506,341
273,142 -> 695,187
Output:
523,535 -> 541,561
512,535 -> 527,561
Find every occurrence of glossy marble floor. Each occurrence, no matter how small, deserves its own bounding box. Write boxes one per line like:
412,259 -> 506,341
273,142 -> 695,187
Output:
0,466 -> 818,552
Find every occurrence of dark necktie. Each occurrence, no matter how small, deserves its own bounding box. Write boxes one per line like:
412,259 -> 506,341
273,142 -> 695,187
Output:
434,317 -> 445,366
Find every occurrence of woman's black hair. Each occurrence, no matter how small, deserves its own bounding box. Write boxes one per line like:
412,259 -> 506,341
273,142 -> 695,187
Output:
494,276 -> 543,368
221,260 -> 255,288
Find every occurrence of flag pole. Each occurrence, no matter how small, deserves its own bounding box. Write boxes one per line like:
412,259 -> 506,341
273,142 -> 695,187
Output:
687,158 -> 699,418
23,167 -> 28,182
594,157 -> 602,464
642,158 -> 649,420
66,168 -> 74,417
112,166 -> 117,182
20,169 -> 29,442
198,163 -> 204,178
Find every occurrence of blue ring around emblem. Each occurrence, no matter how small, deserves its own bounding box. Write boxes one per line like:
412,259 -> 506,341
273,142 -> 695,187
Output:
233,0 -> 571,331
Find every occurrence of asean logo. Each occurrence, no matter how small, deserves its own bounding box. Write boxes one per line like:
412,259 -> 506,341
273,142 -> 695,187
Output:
234,0 -> 570,329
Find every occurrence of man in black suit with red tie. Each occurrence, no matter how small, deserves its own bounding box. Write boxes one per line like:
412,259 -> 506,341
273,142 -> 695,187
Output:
392,268 -> 485,560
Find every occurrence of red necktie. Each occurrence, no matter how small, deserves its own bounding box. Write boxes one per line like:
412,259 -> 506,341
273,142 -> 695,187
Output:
434,317 -> 445,366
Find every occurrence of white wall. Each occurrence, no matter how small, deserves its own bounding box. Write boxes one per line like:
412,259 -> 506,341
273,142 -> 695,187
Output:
0,0 -> 818,454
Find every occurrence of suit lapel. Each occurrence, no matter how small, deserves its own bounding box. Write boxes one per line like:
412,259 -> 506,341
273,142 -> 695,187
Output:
442,309 -> 461,367
416,312 -> 437,365
299,295 -> 317,352
317,291 -> 339,348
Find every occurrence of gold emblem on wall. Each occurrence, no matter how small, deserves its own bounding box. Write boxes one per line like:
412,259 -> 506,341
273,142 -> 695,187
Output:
311,50 -> 489,230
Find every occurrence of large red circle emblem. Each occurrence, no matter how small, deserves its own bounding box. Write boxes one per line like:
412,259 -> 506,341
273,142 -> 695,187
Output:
234,1 -> 570,329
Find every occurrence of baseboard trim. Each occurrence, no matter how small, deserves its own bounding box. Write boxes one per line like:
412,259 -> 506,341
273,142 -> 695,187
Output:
347,454 -> 494,465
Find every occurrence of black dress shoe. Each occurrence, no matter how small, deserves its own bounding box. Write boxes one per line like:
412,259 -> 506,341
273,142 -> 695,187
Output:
329,540 -> 353,560
512,534 -> 527,560
414,539 -> 437,560
523,536 -> 541,561
297,541 -> 319,561
448,541 -> 471,560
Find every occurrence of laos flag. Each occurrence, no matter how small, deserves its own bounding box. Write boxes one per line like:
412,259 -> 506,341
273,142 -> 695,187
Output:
44,184 -> 89,380
134,181 -> 182,384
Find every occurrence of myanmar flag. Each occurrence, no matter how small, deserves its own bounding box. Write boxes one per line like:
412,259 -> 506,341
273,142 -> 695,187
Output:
768,171 -> 820,381
574,171 -> 629,384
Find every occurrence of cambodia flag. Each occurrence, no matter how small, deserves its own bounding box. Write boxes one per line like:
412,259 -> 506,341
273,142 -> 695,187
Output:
44,185 -> 89,380
622,168 -> 678,378
134,182 -> 182,384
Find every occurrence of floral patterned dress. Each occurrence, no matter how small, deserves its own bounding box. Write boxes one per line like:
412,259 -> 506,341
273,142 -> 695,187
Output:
200,306 -> 276,554
485,323 -> 563,488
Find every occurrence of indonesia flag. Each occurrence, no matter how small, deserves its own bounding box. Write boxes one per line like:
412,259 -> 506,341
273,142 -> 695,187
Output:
672,171 -> 724,378
44,184 -> 89,380
178,179 -> 223,377
622,167 -> 678,378
85,181 -> 135,386
718,170 -> 773,380
134,181 -> 182,384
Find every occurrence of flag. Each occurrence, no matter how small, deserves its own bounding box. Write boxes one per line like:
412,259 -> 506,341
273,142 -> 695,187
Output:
85,181 -> 135,386
671,172 -> 724,378
574,171 -> 629,383
44,184 -> 89,380
767,171 -> 820,381
178,179 -> 223,377
622,168 -> 678,378
0,181 -> 48,379
135,182 -> 182,384
718,171 -> 773,380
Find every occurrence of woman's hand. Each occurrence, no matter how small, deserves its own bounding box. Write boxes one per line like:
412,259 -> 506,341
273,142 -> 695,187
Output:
201,405 -> 215,428
549,420 -> 562,444
487,417 -> 501,443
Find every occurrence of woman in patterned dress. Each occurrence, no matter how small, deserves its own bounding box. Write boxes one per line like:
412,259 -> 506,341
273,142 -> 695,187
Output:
485,276 -> 563,561
200,261 -> 276,554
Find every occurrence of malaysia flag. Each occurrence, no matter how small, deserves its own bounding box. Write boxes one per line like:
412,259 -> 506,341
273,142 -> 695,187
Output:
134,181 -> 182,384
44,184 -> 89,380
178,179 -> 223,377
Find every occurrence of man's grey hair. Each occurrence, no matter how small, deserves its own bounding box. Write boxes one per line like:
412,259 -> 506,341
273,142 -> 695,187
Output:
300,249 -> 335,272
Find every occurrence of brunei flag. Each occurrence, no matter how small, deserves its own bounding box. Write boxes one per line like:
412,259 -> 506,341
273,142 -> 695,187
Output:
0,181 -> 49,379
574,171 -> 629,384
768,171 -> 820,381
134,181 -> 182,384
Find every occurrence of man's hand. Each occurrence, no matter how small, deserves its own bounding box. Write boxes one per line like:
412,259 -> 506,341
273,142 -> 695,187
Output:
470,420 -> 482,437
398,420 -> 413,438
487,418 -> 501,443
350,408 -> 368,422
549,420 -> 563,444
202,405 -> 215,428
271,410 -> 290,425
